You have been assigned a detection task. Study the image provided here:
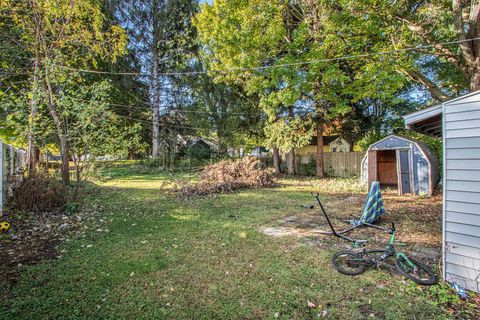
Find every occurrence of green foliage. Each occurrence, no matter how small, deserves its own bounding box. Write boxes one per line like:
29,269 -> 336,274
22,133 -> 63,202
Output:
186,142 -> 212,161
194,0 -> 410,153
353,131 -> 385,152
264,117 -> 315,153
296,156 -> 317,176
395,129 -> 443,161
65,202 -> 80,215
140,158 -> 165,171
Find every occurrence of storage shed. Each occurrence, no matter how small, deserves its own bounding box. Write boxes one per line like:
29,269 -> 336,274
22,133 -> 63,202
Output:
360,135 -> 439,195
404,90 -> 480,292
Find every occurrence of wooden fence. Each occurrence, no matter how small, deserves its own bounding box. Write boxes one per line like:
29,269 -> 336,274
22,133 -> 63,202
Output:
0,140 -> 27,211
292,152 -> 365,177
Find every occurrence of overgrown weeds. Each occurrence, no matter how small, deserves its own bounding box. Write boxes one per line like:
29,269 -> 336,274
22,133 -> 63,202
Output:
174,157 -> 275,197
6,173 -> 65,213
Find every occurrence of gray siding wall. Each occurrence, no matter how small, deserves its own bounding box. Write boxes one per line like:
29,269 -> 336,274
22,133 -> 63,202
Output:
444,97 -> 480,292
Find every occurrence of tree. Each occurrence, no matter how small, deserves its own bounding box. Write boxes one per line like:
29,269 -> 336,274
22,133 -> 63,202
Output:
61,77 -> 142,201
1,0 -> 127,195
115,0 -> 199,160
327,0 -> 480,101
194,0 -> 408,176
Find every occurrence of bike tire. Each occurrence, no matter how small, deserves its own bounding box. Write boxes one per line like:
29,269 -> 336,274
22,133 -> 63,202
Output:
395,255 -> 437,285
332,251 -> 366,276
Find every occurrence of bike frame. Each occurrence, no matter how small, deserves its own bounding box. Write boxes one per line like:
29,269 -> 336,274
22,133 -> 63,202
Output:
311,192 -> 367,245
353,224 -> 417,269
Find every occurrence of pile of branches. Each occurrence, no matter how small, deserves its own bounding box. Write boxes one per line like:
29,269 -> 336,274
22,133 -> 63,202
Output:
174,157 -> 276,198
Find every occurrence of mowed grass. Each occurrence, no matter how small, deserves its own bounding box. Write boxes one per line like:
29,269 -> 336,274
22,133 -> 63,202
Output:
1,166 -> 448,319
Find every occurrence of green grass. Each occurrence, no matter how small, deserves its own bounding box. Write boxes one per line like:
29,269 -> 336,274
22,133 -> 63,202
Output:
0,166 -> 455,319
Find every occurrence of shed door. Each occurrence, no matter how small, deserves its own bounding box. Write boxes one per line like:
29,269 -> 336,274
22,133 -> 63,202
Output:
398,150 -> 411,194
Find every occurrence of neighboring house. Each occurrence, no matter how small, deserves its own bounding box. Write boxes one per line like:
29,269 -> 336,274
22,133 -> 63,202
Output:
404,91 -> 480,293
296,135 -> 351,156
185,138 -> 215,159
40,151 -> 61,162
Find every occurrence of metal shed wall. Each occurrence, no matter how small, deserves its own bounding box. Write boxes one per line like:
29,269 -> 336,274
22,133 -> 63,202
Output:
443,92 -> 480,292
360,135 -> 439,195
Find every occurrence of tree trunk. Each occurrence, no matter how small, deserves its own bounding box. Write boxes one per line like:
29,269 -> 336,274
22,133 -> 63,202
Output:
151,54 -> 160,159
471,70 -> 480,91
151,0 -> 160,159
316,123 -> 324,178
272,146 -> 281,173
287,149 -> 296,175
27,15 -> 40,174
44,65 -> 70,192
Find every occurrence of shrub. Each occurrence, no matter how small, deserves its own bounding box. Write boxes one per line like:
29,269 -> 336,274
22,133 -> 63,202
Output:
6,173 -> 65,213
140,158 -> 164,171
174,157 -> 275,197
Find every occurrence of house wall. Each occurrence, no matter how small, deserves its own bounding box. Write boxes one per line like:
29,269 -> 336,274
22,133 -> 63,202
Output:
329,138 -> 351,152
296,145 -> 329,156
443,94 -> 480,292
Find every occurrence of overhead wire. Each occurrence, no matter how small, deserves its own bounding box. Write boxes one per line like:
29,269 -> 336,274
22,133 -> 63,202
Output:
51,37 -> 480,77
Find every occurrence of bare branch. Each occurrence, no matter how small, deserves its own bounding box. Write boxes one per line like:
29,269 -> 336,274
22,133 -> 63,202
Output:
398,68 -> 452,102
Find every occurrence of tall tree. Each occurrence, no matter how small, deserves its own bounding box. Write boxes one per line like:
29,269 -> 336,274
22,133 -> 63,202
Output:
1,0 -> 127,192
194,0 -> 407,176
115,0 -> 198,160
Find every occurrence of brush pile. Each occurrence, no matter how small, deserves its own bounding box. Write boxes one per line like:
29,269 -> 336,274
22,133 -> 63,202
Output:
174,157 -> 275,197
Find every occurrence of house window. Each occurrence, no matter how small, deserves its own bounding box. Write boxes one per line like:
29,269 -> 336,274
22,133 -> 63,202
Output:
332,147 -> 337,152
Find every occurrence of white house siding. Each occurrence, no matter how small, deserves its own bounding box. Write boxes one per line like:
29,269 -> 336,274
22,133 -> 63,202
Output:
444,94 -> 480,292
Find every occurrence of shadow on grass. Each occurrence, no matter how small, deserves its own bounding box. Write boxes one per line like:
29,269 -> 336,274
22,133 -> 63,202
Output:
1,171 -> 449,320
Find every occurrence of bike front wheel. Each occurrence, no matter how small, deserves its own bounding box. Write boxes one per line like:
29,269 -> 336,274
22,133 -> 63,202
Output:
395,255 -> 437,285
332,251 -> 366,275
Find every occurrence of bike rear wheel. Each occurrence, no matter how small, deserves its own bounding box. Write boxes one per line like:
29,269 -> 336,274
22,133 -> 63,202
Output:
395,255 -> 437,285
332,251 -> 366,275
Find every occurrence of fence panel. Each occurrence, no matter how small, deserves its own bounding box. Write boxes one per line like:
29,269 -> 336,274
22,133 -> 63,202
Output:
295,152 -> 365,177
0,140 -> 27,212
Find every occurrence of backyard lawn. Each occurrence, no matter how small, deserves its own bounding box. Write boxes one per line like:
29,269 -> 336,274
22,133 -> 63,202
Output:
1,164 -> 477,319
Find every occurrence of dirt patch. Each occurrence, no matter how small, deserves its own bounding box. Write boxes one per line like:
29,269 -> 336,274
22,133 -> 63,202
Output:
0,210 -> 81,304
259,190 -> 443,265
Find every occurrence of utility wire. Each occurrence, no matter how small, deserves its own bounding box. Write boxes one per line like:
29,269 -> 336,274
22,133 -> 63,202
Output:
53,37 -> 480,77
73,97 -> 263,116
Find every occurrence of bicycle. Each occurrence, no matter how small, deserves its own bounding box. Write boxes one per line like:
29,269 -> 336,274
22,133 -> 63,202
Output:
331,223 -> 438,285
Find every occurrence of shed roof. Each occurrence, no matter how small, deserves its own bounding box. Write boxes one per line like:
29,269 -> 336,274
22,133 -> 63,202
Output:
367,135 -> 438,164
403,104 -> 442,137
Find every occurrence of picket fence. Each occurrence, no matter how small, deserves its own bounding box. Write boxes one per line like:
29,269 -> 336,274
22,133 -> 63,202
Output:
0,140 -> 27,211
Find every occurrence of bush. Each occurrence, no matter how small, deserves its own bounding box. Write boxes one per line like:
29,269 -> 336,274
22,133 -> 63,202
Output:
395,129 -> 442,160
296,156 -> 316,176
353,131 -> 384,152
174,157 -> 275,197
140,158 -> 164,171
6,173 -> 65,213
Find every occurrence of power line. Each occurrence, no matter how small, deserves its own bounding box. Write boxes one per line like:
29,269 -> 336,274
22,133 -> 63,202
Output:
53,37 -> 480,77
72,97 -> 264,116
115,113 -> 232,133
